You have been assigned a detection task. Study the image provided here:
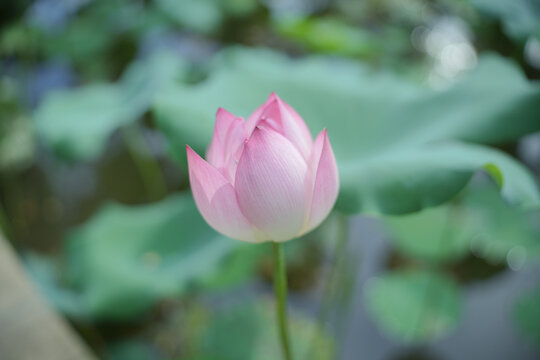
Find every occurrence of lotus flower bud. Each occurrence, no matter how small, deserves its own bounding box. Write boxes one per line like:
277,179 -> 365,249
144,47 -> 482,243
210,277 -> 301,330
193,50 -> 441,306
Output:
186,93 -> 339,242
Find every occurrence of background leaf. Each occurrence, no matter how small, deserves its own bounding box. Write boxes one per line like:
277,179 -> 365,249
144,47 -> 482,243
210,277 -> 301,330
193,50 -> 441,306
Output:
364,269 -> 462,343
383,183 -> 540,265
34,51 -> 187,161
337,142 -> 539,214
153,48 -> 540,214
154,0 -> 222,34
465,185 -> 540,266
154,0 -> 259,34
65,194 -> 255,319
273,16 -> 385,59
473,0 -> 540,41
0,79 -> 34,170
513,287 -> 540,349
35,84 -> 127,160
384,204 -> 472,263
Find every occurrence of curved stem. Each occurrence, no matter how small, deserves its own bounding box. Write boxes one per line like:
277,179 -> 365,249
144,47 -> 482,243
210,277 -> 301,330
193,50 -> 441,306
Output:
272,241 -> 293,360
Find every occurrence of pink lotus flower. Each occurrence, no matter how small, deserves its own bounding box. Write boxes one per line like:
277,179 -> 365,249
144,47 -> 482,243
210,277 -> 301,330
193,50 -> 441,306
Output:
186,93 -> 339,242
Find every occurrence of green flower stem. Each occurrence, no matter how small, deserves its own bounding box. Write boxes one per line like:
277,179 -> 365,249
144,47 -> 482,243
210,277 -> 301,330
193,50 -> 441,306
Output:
272,241 -> 293,360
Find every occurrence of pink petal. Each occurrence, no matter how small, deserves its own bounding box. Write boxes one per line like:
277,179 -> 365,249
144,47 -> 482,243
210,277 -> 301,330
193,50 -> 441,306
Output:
246,93 -> 313,160
206,108 -> 247,181
234,127 -> 310,242
206,108 -> 233,166
303,129 -> 339,233
246,93 -> 277,130
187,146 -> 257,243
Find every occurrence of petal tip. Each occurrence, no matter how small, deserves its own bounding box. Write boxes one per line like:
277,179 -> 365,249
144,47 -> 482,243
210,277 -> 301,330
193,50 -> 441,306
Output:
267,97 -> 280,107
186,145 -> 199,162
249,124 -> 270,141
216,107 -> 233,118
245,126 -> 261,146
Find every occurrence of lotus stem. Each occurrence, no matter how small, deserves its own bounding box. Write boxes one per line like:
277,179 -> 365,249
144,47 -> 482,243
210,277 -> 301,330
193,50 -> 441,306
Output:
272,241 -> 293,360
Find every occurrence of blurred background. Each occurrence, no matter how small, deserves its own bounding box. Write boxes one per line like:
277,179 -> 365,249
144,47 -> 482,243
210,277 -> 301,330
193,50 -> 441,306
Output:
1,0 -> 540,359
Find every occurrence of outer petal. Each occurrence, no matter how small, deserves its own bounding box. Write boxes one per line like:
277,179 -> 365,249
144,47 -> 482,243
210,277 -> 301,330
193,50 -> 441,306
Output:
246,93 -> 277,130
206,108 -> 234,167
234,127 -> 309,242
247,93 -> 313,160
206,108 -> 247,181
187,146 -> 256,242
303,129 -> 339,233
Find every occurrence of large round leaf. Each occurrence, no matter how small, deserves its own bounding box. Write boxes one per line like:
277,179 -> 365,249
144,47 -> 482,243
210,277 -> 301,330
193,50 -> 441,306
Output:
336,142 -> 539,213
34,51 -> 187,161
35,84 -> 127,160
384,205 -> 472,262
153,48 -> 540,214
65,194 -> 251,319
464,186 -> 540,266
384,183 -> 540,265
364,269 -> 462,343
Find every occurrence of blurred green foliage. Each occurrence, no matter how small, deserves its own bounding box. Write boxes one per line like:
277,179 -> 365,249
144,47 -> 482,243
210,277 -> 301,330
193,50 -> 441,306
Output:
1,0 -> 540,357
370,181 -> 540,344
365,269 -> 461,343
385,184 -> 540,264
514,287 -> 540,349
35,51 -> 187,160
155,0 -> 259,34
384,205 -> 472,263
0,78 -> 34,171
465,185 -> 540,264
473,0 -> 540,42
273,16 -> 405,60
2,0 -> 155,79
